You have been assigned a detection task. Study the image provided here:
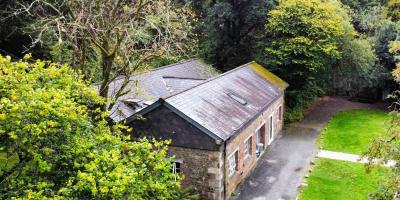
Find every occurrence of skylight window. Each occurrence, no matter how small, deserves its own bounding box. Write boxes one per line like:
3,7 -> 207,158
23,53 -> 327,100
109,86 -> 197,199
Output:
227,93 -> 247,105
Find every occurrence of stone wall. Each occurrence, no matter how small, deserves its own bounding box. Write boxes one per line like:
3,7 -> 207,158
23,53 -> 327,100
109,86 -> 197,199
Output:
168,146 -> 224,200
134,95 -> 284,200
224,95 -> 285,199
129,106 -> 220,151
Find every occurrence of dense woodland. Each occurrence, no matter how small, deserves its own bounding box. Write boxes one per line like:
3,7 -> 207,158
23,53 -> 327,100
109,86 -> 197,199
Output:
0,0 -> 399,199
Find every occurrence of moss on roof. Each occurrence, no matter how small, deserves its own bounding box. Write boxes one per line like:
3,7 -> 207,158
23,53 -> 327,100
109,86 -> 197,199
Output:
249,62 -> 288,91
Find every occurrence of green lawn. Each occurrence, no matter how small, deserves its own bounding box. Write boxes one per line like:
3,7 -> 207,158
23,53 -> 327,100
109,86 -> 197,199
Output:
299,158 -> 388,200
320,109 -> 390,154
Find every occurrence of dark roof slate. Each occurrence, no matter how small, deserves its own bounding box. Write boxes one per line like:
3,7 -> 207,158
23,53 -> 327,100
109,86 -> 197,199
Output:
106,59 -> 218,122
163,62 -> 288,140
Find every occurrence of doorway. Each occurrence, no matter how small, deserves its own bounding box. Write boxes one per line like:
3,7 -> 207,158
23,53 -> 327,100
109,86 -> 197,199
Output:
255,124 -> 265,157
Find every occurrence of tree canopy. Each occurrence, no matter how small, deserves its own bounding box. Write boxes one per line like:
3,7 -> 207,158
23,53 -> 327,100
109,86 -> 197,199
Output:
256,0 -> 374,121
6,0 -> 197,107
1,0 -> 400,198
194,0 -> 275,71
262,0 -> 347,74
0,55 -> 194,199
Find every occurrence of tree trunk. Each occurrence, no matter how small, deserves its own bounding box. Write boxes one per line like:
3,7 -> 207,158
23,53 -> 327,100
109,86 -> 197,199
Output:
99,51 -> 114,111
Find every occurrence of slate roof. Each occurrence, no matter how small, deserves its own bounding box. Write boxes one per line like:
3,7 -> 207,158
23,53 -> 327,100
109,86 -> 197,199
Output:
163,62 -> 288,140
130,61 -> 288,141
104,59 -> 218,122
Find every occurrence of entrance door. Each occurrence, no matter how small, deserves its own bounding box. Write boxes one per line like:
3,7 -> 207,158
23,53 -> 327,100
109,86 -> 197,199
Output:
255,125 -> 265,157
268,115 -> 273,145
256,128 -> 261,157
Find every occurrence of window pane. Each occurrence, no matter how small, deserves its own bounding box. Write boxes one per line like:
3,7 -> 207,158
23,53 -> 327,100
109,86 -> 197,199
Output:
175,162 -> 181,174
171,162 -> 181,174
229,151 -> 237,176
244,137 -> 252,157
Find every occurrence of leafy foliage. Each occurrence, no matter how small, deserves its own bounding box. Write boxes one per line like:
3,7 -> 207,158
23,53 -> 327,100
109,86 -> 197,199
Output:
262,0 -> 347,74
387,0 -> 400,21
8,0 -> 197,105
332,38 -> 378,96
364,105 -> 400,199
0,55 -> 195,199
364,40 -> 400,198
372,20 -> 400,71
258,0 -> 362,122
194,0 -> 275,70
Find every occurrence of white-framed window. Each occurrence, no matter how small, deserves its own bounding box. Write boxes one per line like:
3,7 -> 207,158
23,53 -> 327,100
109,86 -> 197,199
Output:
277,105 -> 282,121
268,115 -> 274,145
171,161 -> 181,174
244,136 -> 252,159
228,151 -> 238,177
171,161 -> 182,181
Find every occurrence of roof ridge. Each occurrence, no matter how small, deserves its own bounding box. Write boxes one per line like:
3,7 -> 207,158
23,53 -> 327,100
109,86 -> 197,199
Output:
162,61 -> 256,100
92,58 -> 201,85
162,75 -> 206,80
144,58 -> 199,73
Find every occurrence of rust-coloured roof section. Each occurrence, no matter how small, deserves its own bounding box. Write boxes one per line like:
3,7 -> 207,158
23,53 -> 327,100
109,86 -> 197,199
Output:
164,61 -> 287,141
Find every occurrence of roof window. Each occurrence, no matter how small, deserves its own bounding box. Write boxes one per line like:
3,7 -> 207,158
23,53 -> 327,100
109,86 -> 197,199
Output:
227,93 -> 247,105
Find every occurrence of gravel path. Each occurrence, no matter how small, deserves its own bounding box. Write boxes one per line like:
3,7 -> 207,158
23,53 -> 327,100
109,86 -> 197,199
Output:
230,96 -> 387,200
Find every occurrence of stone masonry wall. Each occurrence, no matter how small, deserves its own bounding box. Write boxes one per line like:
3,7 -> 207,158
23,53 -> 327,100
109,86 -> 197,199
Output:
224,95 -> 285,199
168,146 -> 224,200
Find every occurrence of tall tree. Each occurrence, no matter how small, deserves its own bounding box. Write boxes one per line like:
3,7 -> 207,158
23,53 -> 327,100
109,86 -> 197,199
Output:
0,55 -> 196,199
193,0 -> 275,71
260,0 -> 350,89
258,0 -> 381,121
372,20 -> 400,71
9,0 -> 196,107
257,0 -> 351,121
332,38 -> 378,97
351,3 -> 399,99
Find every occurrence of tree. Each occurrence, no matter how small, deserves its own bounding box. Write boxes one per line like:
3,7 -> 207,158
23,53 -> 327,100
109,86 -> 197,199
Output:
356,6 -> 387,35
0,1 -> 50,59
363,35 -> 400,200
9,0 -> 196,107
257,0 -> 355,121
387,0 -> 400,21
364,95 -> 399,199
0,55 -> 196,199
372,20 -> 400,71
390,39 -> 400,81
193,0 -> 275,71
332,38 -> 378,97
260,0 -> 351,88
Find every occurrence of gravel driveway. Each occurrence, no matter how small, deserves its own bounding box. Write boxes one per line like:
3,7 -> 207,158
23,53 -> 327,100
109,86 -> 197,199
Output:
230,96 -> 387,200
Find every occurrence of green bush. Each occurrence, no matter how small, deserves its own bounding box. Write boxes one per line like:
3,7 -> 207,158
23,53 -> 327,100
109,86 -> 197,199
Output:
0,55 -> 196,199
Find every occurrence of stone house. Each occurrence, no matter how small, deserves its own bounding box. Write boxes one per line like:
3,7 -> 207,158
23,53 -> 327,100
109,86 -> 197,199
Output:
124,61 -> 288,199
